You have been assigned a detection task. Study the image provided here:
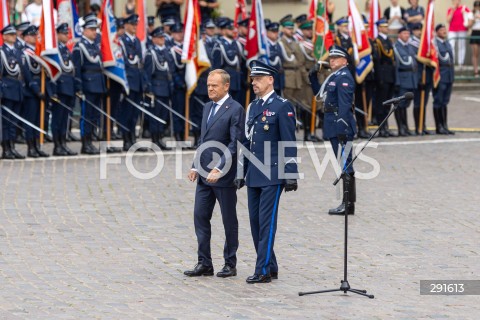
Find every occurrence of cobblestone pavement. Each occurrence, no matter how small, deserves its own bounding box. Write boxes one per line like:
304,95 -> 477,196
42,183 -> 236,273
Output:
1,91 -> 480,319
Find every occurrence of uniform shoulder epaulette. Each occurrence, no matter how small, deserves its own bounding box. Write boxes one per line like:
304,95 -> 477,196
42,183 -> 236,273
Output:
340,71 -> 347,75
276,96 -> 288,103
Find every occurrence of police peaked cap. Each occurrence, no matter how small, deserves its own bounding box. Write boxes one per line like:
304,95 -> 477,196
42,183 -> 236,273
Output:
15,22 -> 30,32
264,19 -> 272,27
266,22 -> 280,32
82,13 -> 99,29
56,23 -> 70,34
295,14 -> 307,24
398,26 -> 409,34
328,45 -> 349,59
148,16 -> 155,26
375,18 -> 388,27
204,19 -> 216,28
335,17 -> 348,26
162,17 -> 177,26
249,60 -> 278,77
116,17 -> 125,29
151,26 -> 165,38
22,25 -> 38,37
170,22 -> 184,33
124,14 -> 139,25
1,24 -> 16,35
216,17 -> 234,29
237,18 -> 249,27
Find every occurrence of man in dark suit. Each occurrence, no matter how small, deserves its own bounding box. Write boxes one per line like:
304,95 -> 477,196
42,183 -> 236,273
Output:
237,61 -> 298,284
184,69 -> 245,278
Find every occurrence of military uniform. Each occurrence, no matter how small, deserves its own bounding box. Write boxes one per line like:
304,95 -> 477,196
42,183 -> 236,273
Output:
237,18 -> 250,106
73,15 -> 107,154
0,25 -> 28,159
169,24 -> 187,140
144,27 -> 174,150
394,30 -> 418,136
242,61 -> 298,283
433,28 -> 455,135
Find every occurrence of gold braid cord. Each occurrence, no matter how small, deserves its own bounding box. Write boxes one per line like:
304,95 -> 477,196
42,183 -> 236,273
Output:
376,38 -> 394,60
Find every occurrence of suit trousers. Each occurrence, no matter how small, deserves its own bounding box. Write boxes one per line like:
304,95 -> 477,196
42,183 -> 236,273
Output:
330,137 -> 355,175
248,184 -> 284,275
194,181 -> 239,268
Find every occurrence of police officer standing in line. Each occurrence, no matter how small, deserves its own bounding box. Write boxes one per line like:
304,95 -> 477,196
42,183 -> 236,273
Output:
236,19 -> 249,108
118,14 -> 148,151
189,19 -> 216,148
0,24 -> 28,160
309,46 -> 357,215
169,21 -> 188,142
14,22 -> 29,50
374,18 -> 397,137
108,17 -> 125,140
142,15 -> 157,140
144,26 -> 173,150
52,23 -> 78,156
211,18 -> 242,104
146,16 -> 155,49
433,24 -> 455,135
394,26 -> 418,136
266,21 -> 284,96
237,60 -> 298,284
161,17 -> 176,48
334,17 -> 355,77
410,22 -> 433,135
279,15 -> 305,119
73,13 -> 106,155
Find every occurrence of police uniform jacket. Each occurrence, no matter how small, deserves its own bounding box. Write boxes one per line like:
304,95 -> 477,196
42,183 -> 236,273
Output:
410,35 -> 433,85
279,36 -> 305,89
0,44 -> 27,102
267,39 -> 285,91
194,36 -> 215,96
22,44 -> 42,98
56,42 -> 77,97
374,34 -> 396,84
72,36 -> 106,94
321,66 -> 357,139
144,44 -> 174,97
394,39 -> 418,89
14,38 -> 26,51
211,36 -> 242,92
244,92 -> 298,188
120,33 -> 145,93
435,37 -> 454,84
169,41 -> 186,90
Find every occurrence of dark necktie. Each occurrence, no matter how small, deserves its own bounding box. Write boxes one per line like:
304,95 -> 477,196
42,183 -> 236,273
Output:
207,103 -> 218,127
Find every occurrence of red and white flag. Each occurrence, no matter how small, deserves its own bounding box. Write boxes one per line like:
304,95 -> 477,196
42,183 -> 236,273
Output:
368,0 -> 381,39
136,0 -> 148,53
0,0 -> 9,46
308,0 -> 318,21
417,0 -> 440,87
37,0 -> 62,81
234,0 -> 247,27
348,0 -> 373,83
56,0 -> 81,51
245,0 -> 269,64
182,0 -> 211,94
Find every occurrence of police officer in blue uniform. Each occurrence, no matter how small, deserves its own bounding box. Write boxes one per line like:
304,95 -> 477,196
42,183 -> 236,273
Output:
237,60 -> 298,284
73,13 -> 106,155
433,24 -> 455,135
236,18 -> 251,106
0,24 -> 27,159
374,18 -> 397,137
52,23 -> 78,156
169,22 -> 188,142
119,14 -> 147,151
394,26 -> 418,136
310,46 -> 357,215
22,25 -> 50,158
144,26 -> 172,150
146,16 -> 155,49
14,22 -> 29,50
211,17 -> 243,104
266,22 -> 285,96
161,17 -> 176,48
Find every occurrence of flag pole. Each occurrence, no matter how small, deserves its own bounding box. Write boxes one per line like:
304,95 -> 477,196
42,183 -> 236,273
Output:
245,71 -> 251,109
39,68 -> 46,145
184,92 -> 190,141
418,69 -> 426,133
361,84 -> 368,129
106,78 -> 111,144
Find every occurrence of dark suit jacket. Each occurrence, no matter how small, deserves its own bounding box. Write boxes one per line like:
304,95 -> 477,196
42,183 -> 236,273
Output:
192,95 -> 246,188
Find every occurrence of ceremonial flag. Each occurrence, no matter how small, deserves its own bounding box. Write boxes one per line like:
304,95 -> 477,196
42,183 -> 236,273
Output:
57,0 -> 81,51
101,0 -> 129,94
348,0 -> 373,83
234,0 -> 247,27
308,0 -> 318,21
182,0 -> 211,95
136,0 -> 148,53
245,0 -> 269,64
37,0 -> 62,81
0,0 -> 9,46
368,0 -> 381,40
313,0 -> 334,61
417,0 -> 440,87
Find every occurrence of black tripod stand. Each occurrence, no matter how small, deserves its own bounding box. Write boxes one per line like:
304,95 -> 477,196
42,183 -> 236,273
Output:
298,97 -> 407,299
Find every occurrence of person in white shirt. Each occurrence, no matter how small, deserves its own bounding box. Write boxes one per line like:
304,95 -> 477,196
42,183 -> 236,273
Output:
384,0 -> 406,36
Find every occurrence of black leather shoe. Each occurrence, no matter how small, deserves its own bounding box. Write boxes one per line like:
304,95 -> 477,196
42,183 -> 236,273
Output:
216,265 -> 237,278
328,203 -> 355,215
184,264 -> 214,277
246,274 -> 271,284
271,272 -> 278,280
357,129 -> 370,139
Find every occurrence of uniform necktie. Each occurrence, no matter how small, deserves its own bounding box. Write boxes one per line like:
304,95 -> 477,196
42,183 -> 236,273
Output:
207,103 -> 218,127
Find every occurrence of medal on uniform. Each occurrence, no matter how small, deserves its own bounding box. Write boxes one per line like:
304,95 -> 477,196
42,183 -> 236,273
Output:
264,124 -> 269,131
262,116 -> 266,122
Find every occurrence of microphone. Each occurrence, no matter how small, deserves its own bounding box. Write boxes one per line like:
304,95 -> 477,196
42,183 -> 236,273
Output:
382,92 -> 414,106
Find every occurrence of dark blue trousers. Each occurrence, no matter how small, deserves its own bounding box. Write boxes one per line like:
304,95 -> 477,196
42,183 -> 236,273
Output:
190,94 -> 208,134
330,137 -> 354,175
149,96 -> 170,135
81,92 -> 101,136
52,94 -> 72,136
119,90 -> 142,135
247,184 -> 283,275
1,99 -> 20,141
433,82 -> 453,109
172,89 -> 186,134
193,181 -> 238,267
23,96 -> 39,140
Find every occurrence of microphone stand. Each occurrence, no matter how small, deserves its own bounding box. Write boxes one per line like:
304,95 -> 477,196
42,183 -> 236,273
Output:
298,100 -> 402,299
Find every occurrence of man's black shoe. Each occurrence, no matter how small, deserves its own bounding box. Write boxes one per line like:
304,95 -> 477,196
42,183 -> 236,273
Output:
216,265 -> 237,278
271,272 -> 278,280
246,274 -> 271,284
183,264 -> 214,277
328,203 -> 355,215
